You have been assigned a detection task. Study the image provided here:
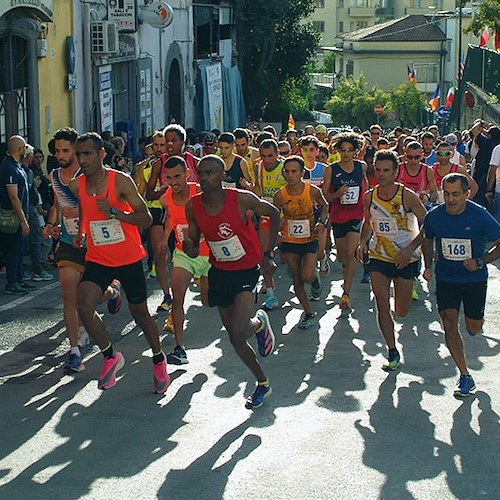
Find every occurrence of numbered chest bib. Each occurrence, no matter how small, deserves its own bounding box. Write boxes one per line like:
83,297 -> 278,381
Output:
63,216 -> 79,236
340,186 -> 360,205
89,219 -> 126,246
441,238 -> 472,261
374,217 -> 398,237
209,235 -> 246,262
287,219 -> 311,238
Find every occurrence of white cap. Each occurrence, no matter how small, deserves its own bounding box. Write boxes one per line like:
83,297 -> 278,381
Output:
25,144 -> 34,155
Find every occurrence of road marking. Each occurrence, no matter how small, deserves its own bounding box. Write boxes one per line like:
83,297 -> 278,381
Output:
0,282 -> 60,313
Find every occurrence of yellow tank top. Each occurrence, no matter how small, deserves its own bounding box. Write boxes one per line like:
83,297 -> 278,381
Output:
280,182 -> 317,243
257,160 -> 286,202
242,147 -> 257,184
143,163 -> 163,209
369,183 -> 419,263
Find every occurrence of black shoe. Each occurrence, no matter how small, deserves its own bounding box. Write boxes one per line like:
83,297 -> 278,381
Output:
4,283 -> 28,296
166,345 -> 188,365
157,293 -> 172,312
19,281 -> 37,291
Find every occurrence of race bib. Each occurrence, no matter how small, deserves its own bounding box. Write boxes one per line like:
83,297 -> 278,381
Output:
63,216 -> 79,236
340,186 -> 360,205
176,224 -> 189,243
222,180 -> 237,189
209,235 -> 246,262
89,219 -> 125,246
287,219 -> 311,238
441,238 -> 472,261
374,217 -> 398,237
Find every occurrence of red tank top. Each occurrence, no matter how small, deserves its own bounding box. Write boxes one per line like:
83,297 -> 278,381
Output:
397,162 -> 429,194
432,162 -> 458,189
78,169 -> 146,267
191,188 -> 261,270
160,152 -> 198,186
163,183 -> 209,256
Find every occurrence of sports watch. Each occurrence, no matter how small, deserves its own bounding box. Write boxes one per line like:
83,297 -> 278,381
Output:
109,207 -> 119,219
476,257 -> 485,270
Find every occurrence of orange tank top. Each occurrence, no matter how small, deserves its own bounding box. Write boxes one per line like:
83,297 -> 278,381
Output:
280,182 -> 317,244
163,182 -> 209,256
78,169 -> 146,267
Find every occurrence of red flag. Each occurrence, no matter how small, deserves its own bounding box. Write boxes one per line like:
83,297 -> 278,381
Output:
479,27 -> 490,47
445,86 -> 454,108
494,30 -> 500,53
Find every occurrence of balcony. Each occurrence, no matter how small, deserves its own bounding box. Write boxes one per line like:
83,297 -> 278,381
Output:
348,7 -> 375,17
310,73 -> 334,89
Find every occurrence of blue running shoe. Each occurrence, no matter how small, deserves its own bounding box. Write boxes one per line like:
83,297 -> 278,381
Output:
245,383 -> 272,409
255,309 -> 275,357
361,272 -> 370,284
454,374 -> 476,398
382,348 -> 400,372
64,353 -> 85,374
262,294 -> 279,311
107,279 -> 122,314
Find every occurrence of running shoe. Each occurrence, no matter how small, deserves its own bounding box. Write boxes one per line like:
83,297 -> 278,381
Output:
19,281 -> 36,291
152,354 -> 171,394
148,264 -> 157,278
309,275 -> 322,301
255,309 -> 275,357
77,327 -> 92,348
298,312 -> 317,329
4,283 -> 28,296
454,374 -> 476,398
245,383 -> 272,409
107,279 -> 122,314
157,293 -> 172,313
382,348 -> 400,372
167,345 -> 188,365
412,279 -> 419,300
163,312 -> 174,333
98,351 -> 125,390
32,271 -> 54,282
361,271 -> 371,284
262,294 -> 279,311
339,293 -> 351,311
319,257 -> 330,277
64,353 -> 85,374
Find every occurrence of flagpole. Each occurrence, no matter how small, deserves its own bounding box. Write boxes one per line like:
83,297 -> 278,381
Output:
456,2 -> 462,129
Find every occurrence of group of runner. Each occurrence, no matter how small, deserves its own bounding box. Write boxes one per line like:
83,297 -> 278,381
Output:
38,121 -> 500,406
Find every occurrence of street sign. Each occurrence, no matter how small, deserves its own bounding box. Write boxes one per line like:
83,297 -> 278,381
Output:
387,110 -> 397,121
437,106 -> 450,118
374,104 -> 383,115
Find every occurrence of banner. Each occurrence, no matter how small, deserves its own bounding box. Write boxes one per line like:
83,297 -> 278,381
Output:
206,63 -> 224,130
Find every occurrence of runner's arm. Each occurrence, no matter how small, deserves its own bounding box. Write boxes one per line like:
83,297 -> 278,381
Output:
356,190 -> 372,262
426,166 -> 438,202
145,157 -> 166,201
183,199 -> 201,258
422,236 -> 434,280
456,165 -> 478,198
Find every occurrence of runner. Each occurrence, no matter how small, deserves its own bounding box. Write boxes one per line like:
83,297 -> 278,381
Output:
273,156 -> 329,328
159,155 -> 210,365
357,150 -> 426,371
422,173 -> 500,397
322,132 -> 367,311
183,155 -> 280,409
216,132 -> 253,189
71,132 -> 169,393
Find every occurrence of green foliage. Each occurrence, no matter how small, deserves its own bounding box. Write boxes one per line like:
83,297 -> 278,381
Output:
319,52 -> 336,73
325,75 -> 427,128
463,0 -> 500,36
234,0 -> 319,120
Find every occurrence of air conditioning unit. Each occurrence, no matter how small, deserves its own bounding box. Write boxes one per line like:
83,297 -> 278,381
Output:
91,22 -> 119,55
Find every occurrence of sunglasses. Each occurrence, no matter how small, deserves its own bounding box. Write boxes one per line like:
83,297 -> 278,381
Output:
406,154 -> 421,160
437,151 -> 452,157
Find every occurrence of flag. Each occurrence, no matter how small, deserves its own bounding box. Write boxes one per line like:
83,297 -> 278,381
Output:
428,84 -> 440,112
444,86 -> 454,108
494,29 -> 500,53
407,65 -> 416,86
288,114 -> 295,130
479,27 -> 490,47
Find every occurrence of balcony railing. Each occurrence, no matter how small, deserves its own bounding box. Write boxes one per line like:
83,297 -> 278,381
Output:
348,7 -> 376,17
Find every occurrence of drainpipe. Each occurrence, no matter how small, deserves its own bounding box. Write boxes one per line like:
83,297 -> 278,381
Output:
83,4 -> 93,131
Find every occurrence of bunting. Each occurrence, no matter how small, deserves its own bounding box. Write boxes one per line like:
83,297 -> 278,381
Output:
428,84 -> 440,113
407,65 -> 416,86
288,114 -> 295,130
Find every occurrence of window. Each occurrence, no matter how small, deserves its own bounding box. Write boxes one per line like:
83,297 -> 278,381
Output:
413,63 -> 439,83
339,21 -> 344,33
313,21 -> 325,33
338,0 -> 344,7
350,21 -> 355,31
356,21 -> 368,29
346,60 -> 354,77
315,0 -> 325,7
194,4 -> 234,59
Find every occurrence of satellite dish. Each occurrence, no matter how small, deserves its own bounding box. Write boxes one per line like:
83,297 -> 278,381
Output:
139,2 -> 174,29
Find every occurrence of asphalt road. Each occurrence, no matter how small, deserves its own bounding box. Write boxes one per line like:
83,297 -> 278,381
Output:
0,255 -> 499,499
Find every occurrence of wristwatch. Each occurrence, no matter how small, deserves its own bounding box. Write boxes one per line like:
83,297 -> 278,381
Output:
318,218 -> 328,227
476,257 -> 485,269
109,207 -> 119,219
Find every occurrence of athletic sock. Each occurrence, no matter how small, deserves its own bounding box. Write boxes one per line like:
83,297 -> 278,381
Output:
258,379 -> 269,387
101,342 -> 114,359
152,350 -> 164,364
70,346 -> 81,357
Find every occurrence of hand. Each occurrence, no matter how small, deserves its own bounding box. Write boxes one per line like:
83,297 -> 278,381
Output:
96,197 -> 111,217
61,206 -> 79,218
335,185 -> 348,198
261,254 -> 277,276
42,224 -> 52,239
157,241 -> 167,255
314,222 -> 325,234
356,243 -> 368,264
395,246 -> 412,269
423,268 -> 433,281
239,177 -> 253,191
463,258 -> 479,272
72,233 -> 85,248
182,237 -> 198,258
485,192 -> 494,205
21,220 -> 30,237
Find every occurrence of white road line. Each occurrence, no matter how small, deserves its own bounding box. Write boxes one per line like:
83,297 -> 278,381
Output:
0,282 -> 60,313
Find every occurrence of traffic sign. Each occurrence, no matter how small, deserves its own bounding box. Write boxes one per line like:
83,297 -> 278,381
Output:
437,106 -> 450,118
374,104 -> 383,115
387,110 -> 397,121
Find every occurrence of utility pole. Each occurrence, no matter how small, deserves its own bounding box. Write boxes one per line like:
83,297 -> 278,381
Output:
456,1 -> 463,130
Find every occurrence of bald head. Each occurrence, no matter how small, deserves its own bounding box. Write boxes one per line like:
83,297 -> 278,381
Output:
8,135 -> 27,161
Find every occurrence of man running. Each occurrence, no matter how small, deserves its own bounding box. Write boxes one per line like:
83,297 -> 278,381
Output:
183,155 -> 280,409
159,155 -> 210,365
422,173 -> 500,397
357,150 -> 426,371
273,156 -> 329,328
71,132 -> 169,393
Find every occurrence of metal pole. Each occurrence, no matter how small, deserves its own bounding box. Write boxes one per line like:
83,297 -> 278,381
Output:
456,1 -> 462,130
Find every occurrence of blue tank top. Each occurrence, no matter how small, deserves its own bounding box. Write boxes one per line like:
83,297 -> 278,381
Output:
222,156 -> 245,188
52,168 -> 82,245
303,161 -> 325,186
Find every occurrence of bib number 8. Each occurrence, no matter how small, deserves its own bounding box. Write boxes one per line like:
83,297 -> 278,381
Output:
221,246 -> 231,257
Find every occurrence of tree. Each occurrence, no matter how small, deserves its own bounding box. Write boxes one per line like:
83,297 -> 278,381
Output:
462,0 -> 500,36
319,52 -> 336,73
234,0 -> 318,120
386,83 -> 428,127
